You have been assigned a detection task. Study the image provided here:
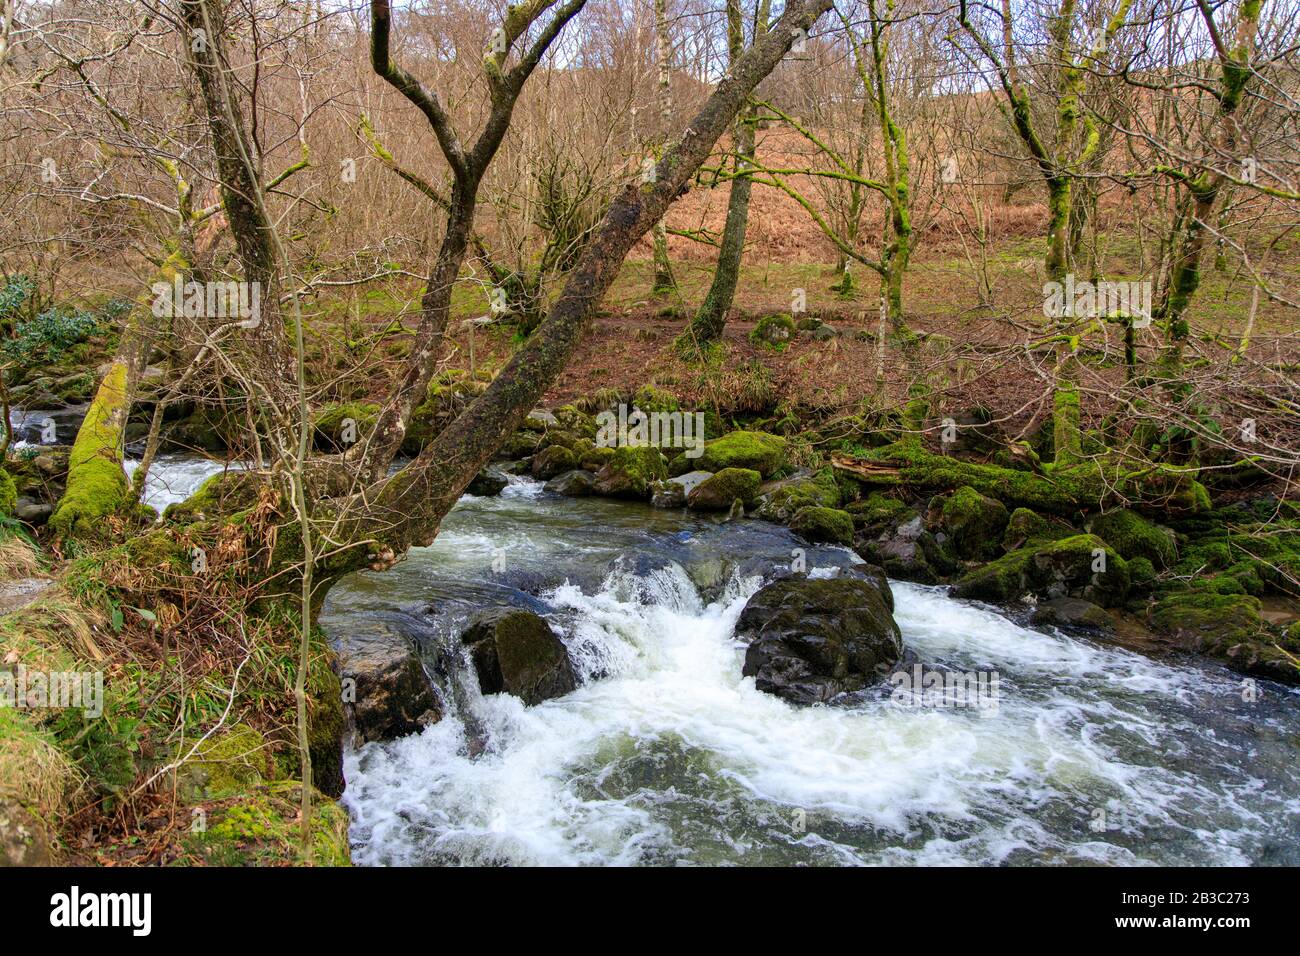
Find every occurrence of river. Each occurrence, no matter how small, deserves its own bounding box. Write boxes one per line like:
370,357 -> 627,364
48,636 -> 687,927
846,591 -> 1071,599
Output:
30,446 -> 1300,866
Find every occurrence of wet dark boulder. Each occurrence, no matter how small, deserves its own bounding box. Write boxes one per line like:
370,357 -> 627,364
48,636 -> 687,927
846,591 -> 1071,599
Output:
545,469 -> 597,497
1031,597 -> 1114,631
337,624 -> 442,745
460,608 -> 577,705
467,466 -> 510,496
736,576 -> 903,705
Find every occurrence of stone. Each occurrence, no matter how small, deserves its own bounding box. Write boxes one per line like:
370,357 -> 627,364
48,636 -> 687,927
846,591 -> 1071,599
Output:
736,576 -> 903,705
545,469 -> 597,497
337,624 -> 441,744
687,468 -> 761,511
460,608 -> 577,705
1031,597 -> 1115,631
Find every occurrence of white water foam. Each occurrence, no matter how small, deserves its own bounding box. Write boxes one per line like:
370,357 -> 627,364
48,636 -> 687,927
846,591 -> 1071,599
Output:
343,569 -> 1300,867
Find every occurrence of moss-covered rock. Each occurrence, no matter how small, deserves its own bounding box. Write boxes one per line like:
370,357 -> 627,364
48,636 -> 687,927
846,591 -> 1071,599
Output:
697,430 -> 786,478
846,492 -> 912,534
750,313 -> 794,350
170,723 -> 272,801
789,506 -> 855,546
554,404 -> 598,440
183,782 -> 351,866
1089,509 -> 1177,569
632,385 -> 679,413
163,470 -> 261,523
531,444 -> 579,480
754,469 -> 841,522
687,467 -> 762,511
1148,591 -> 1295,683
592,445 -> 668,499
950,548 -> 1034,603
951,534 -> 1129,607
313,401 -> 379,452
1127,556 -> 1157,594
940,486 -> 1009,559
1001,507 -> 1074,551
1026,534 -> 1130,607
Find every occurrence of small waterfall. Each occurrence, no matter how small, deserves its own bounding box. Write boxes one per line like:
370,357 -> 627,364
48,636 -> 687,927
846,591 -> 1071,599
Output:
332,489 -> 1300,867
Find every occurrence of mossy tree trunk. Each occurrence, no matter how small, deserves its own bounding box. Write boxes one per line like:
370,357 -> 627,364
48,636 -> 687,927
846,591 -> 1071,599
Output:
682,0 -> 769,349
1155,0 -> 1262,387
650,0 -> 678,298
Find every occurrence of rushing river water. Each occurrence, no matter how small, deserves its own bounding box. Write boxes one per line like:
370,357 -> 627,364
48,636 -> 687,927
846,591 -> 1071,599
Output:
309,476 -> 1300,868
37,445 -> 1300,867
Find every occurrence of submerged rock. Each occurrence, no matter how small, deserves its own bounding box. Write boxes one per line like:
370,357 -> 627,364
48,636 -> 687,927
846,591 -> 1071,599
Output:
460,608 -> 577,705
736,575 -> 903,705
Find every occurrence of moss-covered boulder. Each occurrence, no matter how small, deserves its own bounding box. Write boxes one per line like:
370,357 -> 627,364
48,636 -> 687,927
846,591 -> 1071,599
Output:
531,444 -> 579,480
460,608 -> 577,705
545,469 -> 597,497
632,385 -> 679,413
1089,509 -> 1177,569
790,506 -> 855,546
1030,597 -> 1114,631
951,534 -> 1129,607
592,445 -> 668,499
941,486 -> 1009,559
170,724 -> 272,802
750,313 -> 794,350
313,401 -> 379,452
687,468 -> 762,511
496,428 -> 542,460
1149,591 -> 1295,683
553,404 -> 598,440
182,782 -> 351,866
1001,507 -> 1075,551
754,468 -> 841,522
1026,534 -> 1130,607
697,430 -> 786,478
736,575 -> 903,704
163,470 -> 261,522
950,549 -> 1033,603
846,492 -> 912,535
